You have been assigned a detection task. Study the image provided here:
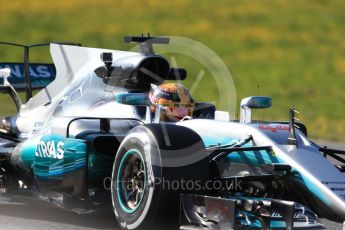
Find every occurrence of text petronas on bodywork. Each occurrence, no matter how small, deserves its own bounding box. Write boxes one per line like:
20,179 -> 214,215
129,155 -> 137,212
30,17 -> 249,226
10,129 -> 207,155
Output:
35,140 -> 64,159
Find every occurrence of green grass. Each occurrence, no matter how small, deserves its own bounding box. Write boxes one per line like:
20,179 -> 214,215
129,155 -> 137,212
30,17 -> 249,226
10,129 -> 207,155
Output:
1,0 -> 345,141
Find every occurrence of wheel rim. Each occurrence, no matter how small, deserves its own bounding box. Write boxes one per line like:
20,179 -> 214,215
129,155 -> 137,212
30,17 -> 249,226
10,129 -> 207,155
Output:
117,149 -> 147,214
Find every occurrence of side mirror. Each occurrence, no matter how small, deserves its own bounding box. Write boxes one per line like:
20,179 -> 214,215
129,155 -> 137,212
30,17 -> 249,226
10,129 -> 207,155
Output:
115,93 -> 151,106
115,93 -> 153,123
240,96 -> 272,123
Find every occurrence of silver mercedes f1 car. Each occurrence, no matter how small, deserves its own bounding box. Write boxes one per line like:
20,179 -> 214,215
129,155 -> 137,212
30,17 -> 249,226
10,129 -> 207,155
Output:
0,36 -> 344,230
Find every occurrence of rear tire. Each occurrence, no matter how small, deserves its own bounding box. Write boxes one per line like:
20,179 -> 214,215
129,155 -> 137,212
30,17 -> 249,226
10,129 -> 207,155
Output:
111,124 -> 210,230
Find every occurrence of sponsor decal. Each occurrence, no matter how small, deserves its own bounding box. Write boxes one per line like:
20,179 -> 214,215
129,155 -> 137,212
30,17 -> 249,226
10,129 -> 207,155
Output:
0,63 -> 56,88
32,122 -> 44,135
259,124 -> 289,132
35,140 -> 64,159
0,63 -> 54,79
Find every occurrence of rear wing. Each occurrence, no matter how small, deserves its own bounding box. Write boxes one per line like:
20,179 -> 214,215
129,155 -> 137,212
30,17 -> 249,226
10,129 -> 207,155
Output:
0,42 -> 81,102
0,63 -> 56,90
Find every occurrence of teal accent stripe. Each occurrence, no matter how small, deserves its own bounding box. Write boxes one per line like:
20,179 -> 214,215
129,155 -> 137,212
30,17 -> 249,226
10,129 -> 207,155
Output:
117,149 -> 146,214
36,162 -> 87,178
33,135 -> 87,179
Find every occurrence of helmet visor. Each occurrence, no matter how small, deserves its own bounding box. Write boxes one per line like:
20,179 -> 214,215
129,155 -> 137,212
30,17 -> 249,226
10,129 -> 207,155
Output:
162,105 -> 193,120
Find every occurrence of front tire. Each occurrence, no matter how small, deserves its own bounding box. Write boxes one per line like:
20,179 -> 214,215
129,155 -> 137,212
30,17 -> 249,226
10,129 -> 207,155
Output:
111,124 -> 210,230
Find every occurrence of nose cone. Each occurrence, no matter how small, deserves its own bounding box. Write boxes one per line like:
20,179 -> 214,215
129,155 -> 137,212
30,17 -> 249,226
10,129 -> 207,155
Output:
288,148 -> 345,222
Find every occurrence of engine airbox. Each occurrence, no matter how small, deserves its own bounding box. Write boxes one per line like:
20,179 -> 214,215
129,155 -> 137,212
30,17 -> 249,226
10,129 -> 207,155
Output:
95,55 -> 170,91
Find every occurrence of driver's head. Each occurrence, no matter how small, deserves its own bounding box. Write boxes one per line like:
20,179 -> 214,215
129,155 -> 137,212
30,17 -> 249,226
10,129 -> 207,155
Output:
149,83 -> 194,121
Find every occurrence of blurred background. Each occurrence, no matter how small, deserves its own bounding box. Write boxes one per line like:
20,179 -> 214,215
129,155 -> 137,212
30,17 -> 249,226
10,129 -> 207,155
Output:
1,0 -> 345,141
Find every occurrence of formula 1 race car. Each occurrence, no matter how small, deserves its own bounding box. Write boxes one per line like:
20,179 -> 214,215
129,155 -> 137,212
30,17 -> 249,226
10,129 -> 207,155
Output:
0,36 -> 345,230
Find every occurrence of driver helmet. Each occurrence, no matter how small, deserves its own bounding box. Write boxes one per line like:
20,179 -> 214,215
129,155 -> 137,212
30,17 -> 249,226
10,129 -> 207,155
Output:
149,83 -> 194,121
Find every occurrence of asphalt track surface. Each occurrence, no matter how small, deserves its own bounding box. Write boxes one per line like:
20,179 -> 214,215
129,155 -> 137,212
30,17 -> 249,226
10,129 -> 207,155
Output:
0,196 -> 119,230
0,197 -> 343,230
0,140 -> 344,230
